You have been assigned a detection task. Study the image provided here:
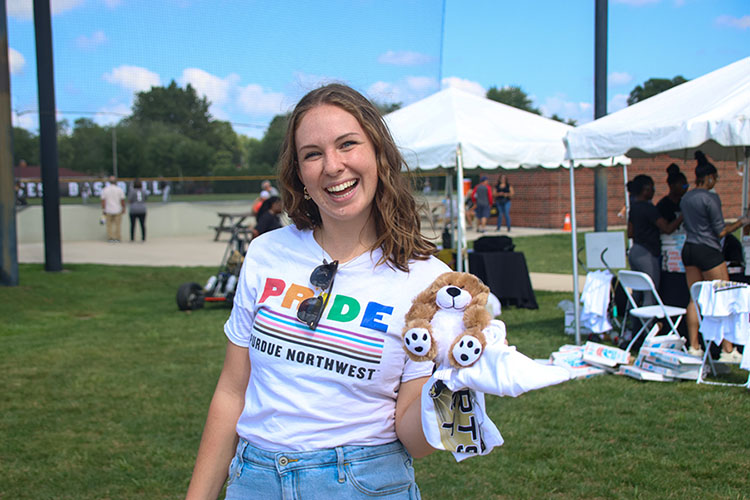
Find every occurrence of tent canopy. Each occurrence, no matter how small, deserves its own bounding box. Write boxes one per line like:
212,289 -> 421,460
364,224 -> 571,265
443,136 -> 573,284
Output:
564,56 -> 750,162
385,87 -> 629,170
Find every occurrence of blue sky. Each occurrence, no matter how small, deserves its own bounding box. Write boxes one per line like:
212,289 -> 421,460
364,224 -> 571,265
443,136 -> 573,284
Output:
7,0 -> 749,138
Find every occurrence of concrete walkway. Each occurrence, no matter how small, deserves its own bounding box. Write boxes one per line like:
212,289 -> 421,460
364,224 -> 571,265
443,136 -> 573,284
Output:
17,226 -> 584,292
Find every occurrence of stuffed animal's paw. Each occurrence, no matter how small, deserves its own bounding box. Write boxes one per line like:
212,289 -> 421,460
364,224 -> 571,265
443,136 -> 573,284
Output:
452,335 -> 483,367
404,328 -> 432,357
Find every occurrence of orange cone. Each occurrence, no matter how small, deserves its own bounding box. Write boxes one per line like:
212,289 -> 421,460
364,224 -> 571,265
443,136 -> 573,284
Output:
563,213 -> 572,232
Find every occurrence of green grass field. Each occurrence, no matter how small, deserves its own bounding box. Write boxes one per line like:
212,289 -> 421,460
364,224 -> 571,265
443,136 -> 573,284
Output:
2,259 -> 749,499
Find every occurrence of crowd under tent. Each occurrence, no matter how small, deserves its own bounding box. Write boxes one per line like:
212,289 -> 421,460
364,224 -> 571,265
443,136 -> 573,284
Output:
564,55 -> 750,344
384,86 -> 629,273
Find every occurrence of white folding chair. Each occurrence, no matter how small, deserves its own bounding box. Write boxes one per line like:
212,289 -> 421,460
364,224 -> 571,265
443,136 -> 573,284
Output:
617,270 -> 687,353
690,281 -> 750,388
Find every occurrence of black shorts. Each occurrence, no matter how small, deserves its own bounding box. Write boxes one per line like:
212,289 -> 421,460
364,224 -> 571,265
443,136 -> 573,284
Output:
681,242 -> 724,271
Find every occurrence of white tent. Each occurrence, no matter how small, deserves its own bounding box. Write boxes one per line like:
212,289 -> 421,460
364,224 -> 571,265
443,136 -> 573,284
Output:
385,87 -> 628,273
564,56 -> 750,343
386,86 -> 624,170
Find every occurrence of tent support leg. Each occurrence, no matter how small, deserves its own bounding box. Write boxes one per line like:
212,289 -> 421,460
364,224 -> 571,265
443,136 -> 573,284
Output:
569,160 -> 581,345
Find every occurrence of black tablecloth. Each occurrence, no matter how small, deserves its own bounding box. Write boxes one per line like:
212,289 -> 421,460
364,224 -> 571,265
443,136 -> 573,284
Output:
469,251 -> 538,309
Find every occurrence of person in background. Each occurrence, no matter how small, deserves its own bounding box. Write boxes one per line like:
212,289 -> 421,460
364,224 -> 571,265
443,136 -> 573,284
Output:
260,179 -> 279,197
494,174 -> 514,231
252,190 -> 270,215
160,177 -> 171,202
128,179 -> 148,242
252,195 -> 283,237
626,174 -> 683,305
81,182 -> 92,204
100,175 -> 126,243
680,151 -> 749,361
15,181 -> 27,206
656,163 -> 688,223
471,176 -> 493,233
185,83 -> 450,500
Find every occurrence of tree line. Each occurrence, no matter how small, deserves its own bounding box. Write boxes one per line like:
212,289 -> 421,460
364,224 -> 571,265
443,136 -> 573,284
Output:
13,76 -> 687,181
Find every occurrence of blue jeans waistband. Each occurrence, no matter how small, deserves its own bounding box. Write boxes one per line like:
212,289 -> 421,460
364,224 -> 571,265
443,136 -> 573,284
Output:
236,439 -> 407,473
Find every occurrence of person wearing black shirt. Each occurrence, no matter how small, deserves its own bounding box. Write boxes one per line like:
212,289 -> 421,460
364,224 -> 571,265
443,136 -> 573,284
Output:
655,163 -> 688,223
253,196 -> 283,237
627,175 -> 683,305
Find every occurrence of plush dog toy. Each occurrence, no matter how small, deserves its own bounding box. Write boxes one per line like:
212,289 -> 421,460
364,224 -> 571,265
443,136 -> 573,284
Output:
403,271 -> 493,369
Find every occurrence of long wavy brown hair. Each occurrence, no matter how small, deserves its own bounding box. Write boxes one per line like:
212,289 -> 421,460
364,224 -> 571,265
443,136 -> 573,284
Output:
278,83 -> 436,272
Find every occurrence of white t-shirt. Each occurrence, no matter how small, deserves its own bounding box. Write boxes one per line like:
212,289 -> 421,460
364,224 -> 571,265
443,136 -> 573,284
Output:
100,183 -> 125,214
225,225 -> 450,451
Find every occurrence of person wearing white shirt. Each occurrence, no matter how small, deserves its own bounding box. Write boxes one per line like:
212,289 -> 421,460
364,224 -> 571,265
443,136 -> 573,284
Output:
186,84 -> 450,500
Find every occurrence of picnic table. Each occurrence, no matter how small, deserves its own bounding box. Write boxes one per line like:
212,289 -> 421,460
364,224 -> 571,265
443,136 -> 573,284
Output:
211,211 -> 254,241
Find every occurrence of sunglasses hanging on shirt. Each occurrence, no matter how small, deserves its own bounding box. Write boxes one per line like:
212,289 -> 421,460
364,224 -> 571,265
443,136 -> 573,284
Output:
297,259 -> 339,330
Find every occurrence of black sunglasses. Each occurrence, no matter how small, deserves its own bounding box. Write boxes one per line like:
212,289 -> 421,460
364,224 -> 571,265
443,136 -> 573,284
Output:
297,259 -> 338,330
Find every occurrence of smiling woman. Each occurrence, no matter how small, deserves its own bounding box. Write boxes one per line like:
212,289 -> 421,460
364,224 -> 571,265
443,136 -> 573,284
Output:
185,84 -> 452,500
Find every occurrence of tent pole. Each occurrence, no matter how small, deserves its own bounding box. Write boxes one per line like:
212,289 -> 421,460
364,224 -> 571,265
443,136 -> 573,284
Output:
569,159 -> 581,345
742,149 -> 749,219
623,162 -> 631,249
456,144 -> 467,272
446,170 -> 455,248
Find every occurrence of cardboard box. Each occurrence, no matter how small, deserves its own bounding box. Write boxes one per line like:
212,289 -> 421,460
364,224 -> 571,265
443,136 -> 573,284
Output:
642,334 -> 685,351
635,358 -> 702,380
582,341 -> 630,367
639,347 -> 702,368
552,357 -> 606,379
617,364 -> 674,382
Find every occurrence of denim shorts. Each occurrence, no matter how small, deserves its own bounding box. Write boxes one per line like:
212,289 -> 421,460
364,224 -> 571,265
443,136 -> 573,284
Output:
225,438 -> 421,500
475,204 -> 490,219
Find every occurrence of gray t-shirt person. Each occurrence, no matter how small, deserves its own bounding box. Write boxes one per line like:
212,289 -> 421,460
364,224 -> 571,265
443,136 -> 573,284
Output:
128,188 -> 148,215
680,188 -> 724,251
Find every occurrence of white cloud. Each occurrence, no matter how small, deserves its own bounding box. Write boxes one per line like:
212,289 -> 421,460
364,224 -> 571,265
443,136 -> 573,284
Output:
377,50 -> 434,66
76,30 -> 107,50
715,15 -> 750,30
441,77 -> 485,97
609,71 -> 633,86
539,94 -> 593,124
9,47 -> 25,75
237,83 -> 287,116
12,109 -> 37,130
7,0 -> 85,20
180,68 -> 239,107
94,102 -> 131,126
367,76 -> 439,105
608,93 -> 629,114
103,65 -> 161,93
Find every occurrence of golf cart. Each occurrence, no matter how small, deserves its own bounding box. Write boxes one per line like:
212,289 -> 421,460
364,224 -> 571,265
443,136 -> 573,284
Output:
176,226 -> 251,311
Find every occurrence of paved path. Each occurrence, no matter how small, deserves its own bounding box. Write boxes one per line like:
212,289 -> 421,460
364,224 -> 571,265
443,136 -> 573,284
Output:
18,227 -> 584,292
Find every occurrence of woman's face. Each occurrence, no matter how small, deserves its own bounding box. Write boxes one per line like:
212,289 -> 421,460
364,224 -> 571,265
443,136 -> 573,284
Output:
295,104 -> 378,227
643,182 -> 655,201
671,179 -> 688,197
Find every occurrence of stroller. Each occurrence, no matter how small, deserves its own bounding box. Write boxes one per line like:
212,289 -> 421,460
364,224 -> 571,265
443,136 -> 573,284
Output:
176,226 -> 251,311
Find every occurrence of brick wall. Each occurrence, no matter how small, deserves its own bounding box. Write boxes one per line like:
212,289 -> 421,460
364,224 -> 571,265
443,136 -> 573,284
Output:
478,154 -> 745,228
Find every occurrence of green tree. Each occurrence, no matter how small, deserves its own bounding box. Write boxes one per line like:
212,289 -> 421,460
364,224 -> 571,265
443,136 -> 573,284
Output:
550,114 -> 578,127
66,118 -> 110,174
249,113 -> 289,174
128,80 -> 212,141
627,76 -> 688,105
375,101 -> 402,115
11,127 -> 39,165
124,81 -> 241,180
486,85 -> 540,115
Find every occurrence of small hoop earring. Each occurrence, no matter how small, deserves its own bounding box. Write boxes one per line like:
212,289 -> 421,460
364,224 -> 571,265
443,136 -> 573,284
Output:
303,187 -> 311,200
